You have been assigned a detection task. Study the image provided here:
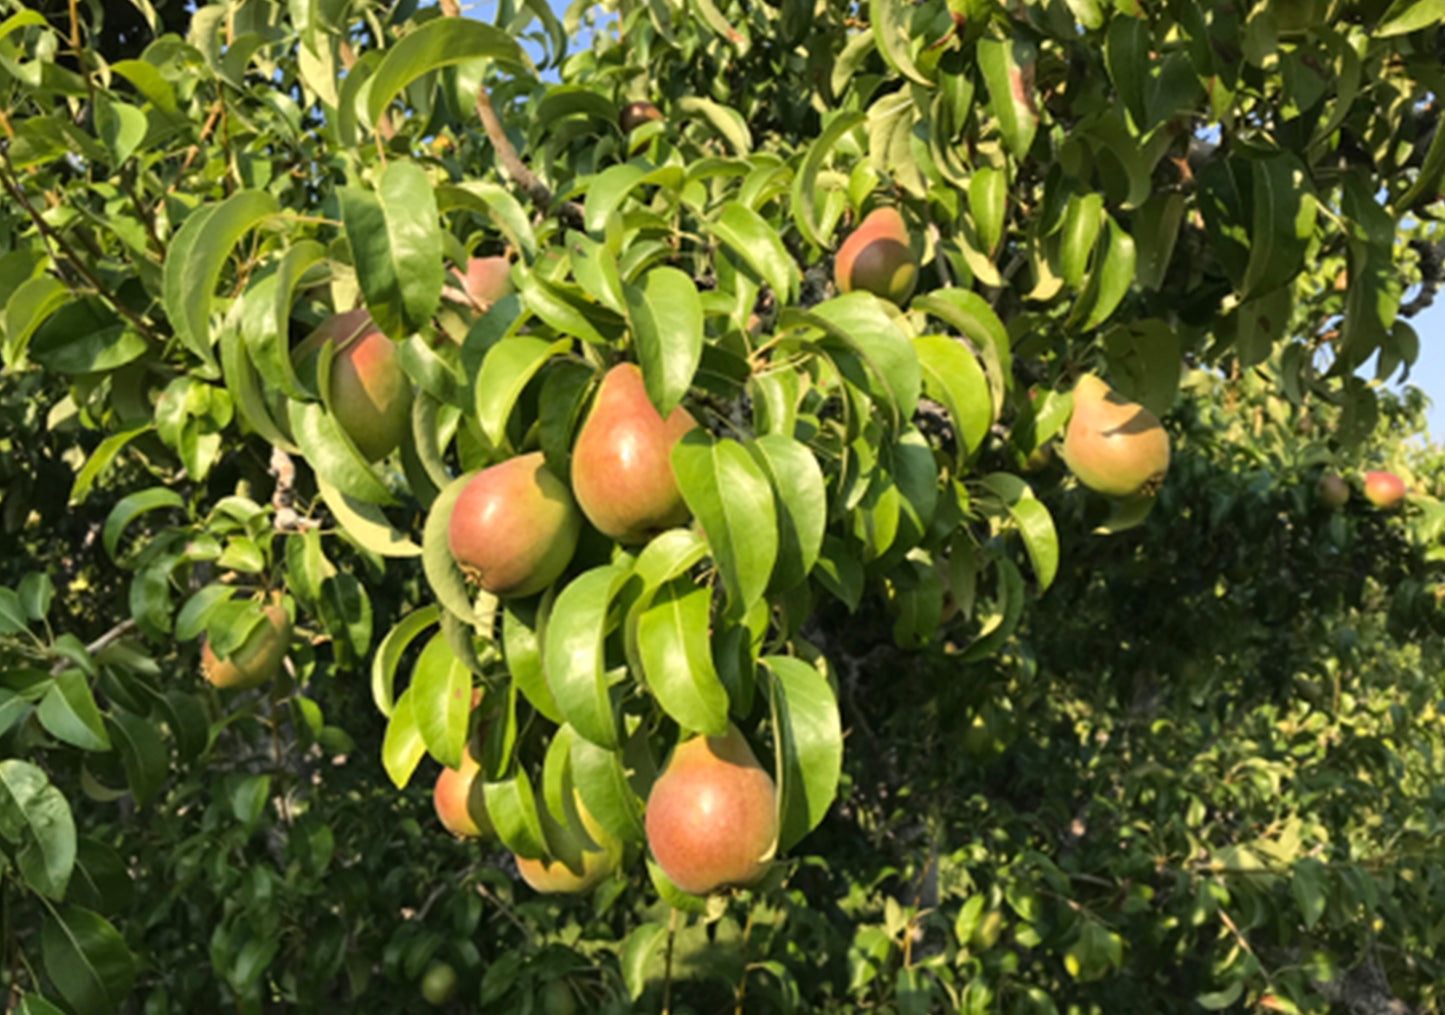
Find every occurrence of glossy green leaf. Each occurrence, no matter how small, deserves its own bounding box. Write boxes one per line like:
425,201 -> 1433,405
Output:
638,577 -> 729,735
483,767 -> 547,860
979,473 -> 1059,591
1132,191 -> 1185,292
241,240 -> 325,400
675,95 -> 751,154
341,161 -> 444,339
0,760 -> 75,900
791,112 -> 865,249
1241,153 -> 1316,300
571,731 -> 647,845
422,473 -> 490,627
41,906 -> 135,1015
162,191 -> 278,372
219,315 -> 295,453
286,398 -> 395,505
870,0 -> 933,85
914,335 -> 992,463
3,275 -> 68,368
970,166 -> 1007,257
625,266 -> 703,419
620,922 -> 669,1000
544,563 -> 633,749
503,601 -> 562,723
1074,217 -> 1136,331
475,335 -> 570,447
1376,0 -> 1445,35
38,672 -> 111,752
765,656 -> 842,852
318,573 -> 373,666
69,426 -> 152,508
28,300 -> 146,376
437,181 -> 538,260
382,686 -> 426,789
566,230 -> 625,314
672,431 -> 778,620
748,435 -> 827,594
102,488 -> 184,560
105,711 -> 166,806
366,18 -> 529,125
709,202 -> 799,305
793,293 -> 921,427
316,475 -> 421,558
1059,192 -> 1103,289
371,606 -> 439,719
410,632 -> 473,770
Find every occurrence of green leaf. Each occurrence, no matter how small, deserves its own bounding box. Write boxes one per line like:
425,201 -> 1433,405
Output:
765,656 -> 842,852
382,687 -> 427,789
815,535 -> 865,612
978,35 -> 1039,159
914,335 -> 992,463
503,601 -> 562,722
672,431 -> 778,620
1072,216 -> 1136,331
1375,0 -> 1445,35
372,606 -> 439,718
620,922 -> 669,1000
565,230 -> 625,314
316,475 -> 422,558
747,435 -> 827,594
69,426 -> 152,507
1240,153 -> 1316,300
92,93 -> 146,166
1059,192 -> 1103,289
1131,192 -> 1185,291
219,315 -> 295,453
0,589 -> 27,636
1291,857 -> 1328,930
105,712 -> 166,806
3,275 -> 69,368
422,474 -> 489,627
871,0 -> 933,85
286,398 -> 395,505
544,564 -> 633,749
969,166 -> 1007,257
709,202 -> 799,306
626,267 -> 703,419
475,335 -> 569,447
675,96 -> 752,154
411,632 -> 472,770
18,572 -> 52,623
792,293 -> 922,427
979,474 -> 1059,591
14,993 -> 68,1015
317,573 -> 373,666
483,767 -> 547,859
365,18 -> 529,126
1101,318 -> 1180,418
162,191 -> 278,372
437,182 -> 538,260
41,906 -> 135,1015
341,162 -> 444,339
638,578 -> 729,736
102,488 -> 184,560
570,733 -> 647,845
0,760 -> 75,900
241,240 -> 326,400
27,300 -> 147,376
38,672 -> 112,751
791,112 -> 865,249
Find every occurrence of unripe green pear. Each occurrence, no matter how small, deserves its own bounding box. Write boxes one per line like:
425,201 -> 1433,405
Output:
834,207 -> 918,306
201,600 -> 291,691
448,453 -> 581,597
1317,473 -> 1350,510
514,797 -> 622,894
540,980 -> 579,1015
1060,374 -> 1170,500
444,256 -> 513,312
420,962 -> 458,1006
295,309 -> 413,462
432,746 -> 493,839
645,724 -> 778,896
570,364 -> 699,544
1363,470 -> 1406,509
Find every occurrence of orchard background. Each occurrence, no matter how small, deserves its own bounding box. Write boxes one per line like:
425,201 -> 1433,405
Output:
0,0 -> 1443,1012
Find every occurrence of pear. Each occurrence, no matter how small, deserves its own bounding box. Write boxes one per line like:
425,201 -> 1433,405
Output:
645,724 -> 778,896
570,364 -> 699,543
1363,470 -> 1406,509
1317,473 -> 1350,510
447,453 -> 581,597
432,747 -> 493,839
514,796 -> 622,894
294,310 -> 413,462
834,207 -> 918,306
443,256 -> 513,312
1060,374 -> 1170,499
201,599 -> 291,691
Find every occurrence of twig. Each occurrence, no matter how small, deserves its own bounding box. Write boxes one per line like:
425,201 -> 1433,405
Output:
662,907 -> 678,1015
475,883 -> 531,938
155,101 -> 223,214
0,152 -> 164,345
474,86 -> 585,231
49,618 -> 137,675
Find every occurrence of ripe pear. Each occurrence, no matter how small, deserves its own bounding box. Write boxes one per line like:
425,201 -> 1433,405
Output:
1363,470 -> 1406,509
295,309 -> 413,462
645,724 -> 778,896
570,364 -> 699,544
448,453 -> 582,597
834,207 -> 918,306
1060,374 -> 1170,500
202,600 -> 292,691
432,747 -> 493,839
514,797 -> 622,894
444,256 -> 513,312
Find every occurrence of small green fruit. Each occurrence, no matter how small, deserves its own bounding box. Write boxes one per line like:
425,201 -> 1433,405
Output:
1316,473 -> 1349,510
420,962 -> 458,1006
201,600 -> 292,691
541,980 -> 579,1015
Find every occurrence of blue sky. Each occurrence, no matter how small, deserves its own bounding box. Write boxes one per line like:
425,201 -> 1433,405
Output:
493,2 -> 1445,441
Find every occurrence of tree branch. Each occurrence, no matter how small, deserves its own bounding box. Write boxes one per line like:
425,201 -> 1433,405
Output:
474,87 -> 585,232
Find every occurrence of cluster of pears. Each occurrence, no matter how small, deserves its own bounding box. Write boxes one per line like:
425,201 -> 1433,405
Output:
445,361 -> 696,594
1317,469 -> 1407,511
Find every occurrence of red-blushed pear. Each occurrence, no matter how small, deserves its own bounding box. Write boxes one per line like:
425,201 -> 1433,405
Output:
513,797 -> 622,894
1060,374 -> 1170,500
443,256 -> 513,312
645,723 -> 779,896
570,364 -> 699,543
202,600 -> 292,691
834,207 -> 918,306
294,309 -> 413,462
432,747 -> 492,839
1317,473 -> 1350,510
447,452 -> 581,597
1364,470 -> 1406,509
